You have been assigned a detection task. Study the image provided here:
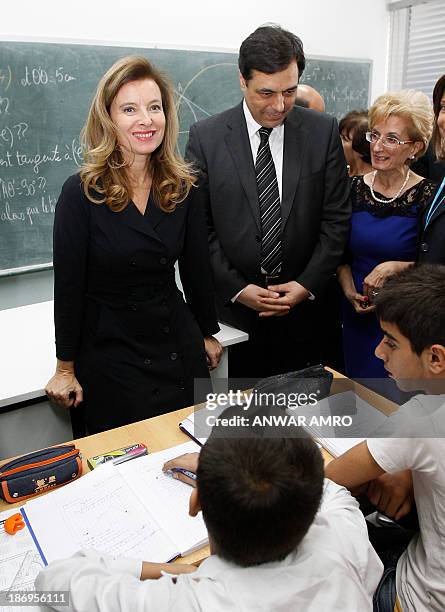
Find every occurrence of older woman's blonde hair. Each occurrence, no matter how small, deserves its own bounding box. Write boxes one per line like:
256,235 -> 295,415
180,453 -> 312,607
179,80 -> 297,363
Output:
80,56 -> 195,212
368,90 -> 433,160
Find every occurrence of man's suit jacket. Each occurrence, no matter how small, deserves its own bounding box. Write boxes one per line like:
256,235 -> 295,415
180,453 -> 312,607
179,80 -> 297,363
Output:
186,102 -> 351,335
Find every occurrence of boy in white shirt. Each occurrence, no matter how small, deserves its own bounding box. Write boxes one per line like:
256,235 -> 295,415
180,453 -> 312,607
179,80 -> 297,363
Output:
326,264 -> 445,611
37,426 -> 382,611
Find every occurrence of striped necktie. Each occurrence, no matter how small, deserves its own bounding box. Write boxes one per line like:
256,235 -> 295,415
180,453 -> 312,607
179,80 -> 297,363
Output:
255,127 -> 282,276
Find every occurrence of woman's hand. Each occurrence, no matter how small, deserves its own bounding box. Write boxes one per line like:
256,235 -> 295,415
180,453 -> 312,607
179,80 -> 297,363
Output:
337,264 -> 373,314
46,360 -> 83,408
363,261 -> 413,299
204,336 -> 223,370
345,289 -> 374,314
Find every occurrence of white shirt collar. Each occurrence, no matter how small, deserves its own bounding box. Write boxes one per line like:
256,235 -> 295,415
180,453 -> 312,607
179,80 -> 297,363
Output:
242,99 -> 284,140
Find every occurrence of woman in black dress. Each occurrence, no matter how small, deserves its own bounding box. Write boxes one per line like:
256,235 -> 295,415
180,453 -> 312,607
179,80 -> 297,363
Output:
417,73 -> 445,264
46,56 -> 222,433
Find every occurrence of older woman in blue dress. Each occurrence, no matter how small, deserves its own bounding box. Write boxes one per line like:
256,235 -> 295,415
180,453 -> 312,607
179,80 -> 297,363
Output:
338,90 -> 435,380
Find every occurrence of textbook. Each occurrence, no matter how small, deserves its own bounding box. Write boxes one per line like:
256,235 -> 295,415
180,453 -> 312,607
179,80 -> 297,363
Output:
20,441 -> 206,566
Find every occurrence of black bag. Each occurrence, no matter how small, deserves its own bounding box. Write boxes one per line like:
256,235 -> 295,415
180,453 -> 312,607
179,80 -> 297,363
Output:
252,364 -> 333,403
0,444 -> 82,503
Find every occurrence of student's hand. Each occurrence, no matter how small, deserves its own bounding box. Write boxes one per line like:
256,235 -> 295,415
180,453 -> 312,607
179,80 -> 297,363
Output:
163,452 -> 199,487
366,470 -> 414,521
46,363 -> 83,408
204,336 -> 224,370
236,284 -> 289,315
259,281 -> 309,317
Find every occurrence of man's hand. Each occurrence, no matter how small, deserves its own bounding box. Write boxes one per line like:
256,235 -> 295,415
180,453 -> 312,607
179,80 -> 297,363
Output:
258,281 -> 310,318
204,336 -> 223,370
46,362 -> 83,408
163,452 -> 199,487
236,284 -> 290,315
366,470 -> 414,521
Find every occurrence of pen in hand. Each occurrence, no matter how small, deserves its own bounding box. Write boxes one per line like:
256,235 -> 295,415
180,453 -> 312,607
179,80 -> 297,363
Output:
166,467 -> 197,482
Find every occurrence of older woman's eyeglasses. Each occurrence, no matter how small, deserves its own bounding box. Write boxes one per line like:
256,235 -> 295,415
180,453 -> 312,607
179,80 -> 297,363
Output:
365,131 -> 413,148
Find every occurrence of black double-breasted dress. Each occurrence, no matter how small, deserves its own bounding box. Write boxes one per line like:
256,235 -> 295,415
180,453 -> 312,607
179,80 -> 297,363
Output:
53,174 -> 219,433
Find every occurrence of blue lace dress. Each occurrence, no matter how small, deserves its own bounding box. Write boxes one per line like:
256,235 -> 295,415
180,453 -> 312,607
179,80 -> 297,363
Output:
342,176 -> 435,378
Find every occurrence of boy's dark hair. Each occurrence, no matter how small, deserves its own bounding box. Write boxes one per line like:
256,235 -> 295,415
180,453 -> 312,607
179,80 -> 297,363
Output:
239,25 -> 305,81
197,425 -> 323,567
374,264 -> 445,355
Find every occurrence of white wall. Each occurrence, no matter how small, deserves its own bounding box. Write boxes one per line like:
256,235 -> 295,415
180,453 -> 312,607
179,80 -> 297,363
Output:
0,0 -> 390,311
2,0 -> 389,101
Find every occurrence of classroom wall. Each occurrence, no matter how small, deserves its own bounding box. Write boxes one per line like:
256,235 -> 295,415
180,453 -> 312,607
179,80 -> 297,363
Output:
0,0 -> 390,311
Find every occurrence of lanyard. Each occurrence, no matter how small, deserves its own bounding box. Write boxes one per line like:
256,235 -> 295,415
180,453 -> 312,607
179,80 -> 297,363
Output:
424,176 -> 445,230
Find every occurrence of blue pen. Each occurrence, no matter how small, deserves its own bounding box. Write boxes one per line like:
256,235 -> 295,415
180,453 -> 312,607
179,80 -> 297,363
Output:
167,467 -> 197,481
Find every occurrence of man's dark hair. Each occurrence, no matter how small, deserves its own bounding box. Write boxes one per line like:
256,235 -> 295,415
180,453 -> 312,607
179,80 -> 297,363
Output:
374,264 -> 445,355
197,424 -> 323,567
295,97 -> 309,108
239,25 -> 305,81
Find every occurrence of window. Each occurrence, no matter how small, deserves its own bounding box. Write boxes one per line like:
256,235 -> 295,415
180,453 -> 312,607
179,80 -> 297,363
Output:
388,0 -> 445,97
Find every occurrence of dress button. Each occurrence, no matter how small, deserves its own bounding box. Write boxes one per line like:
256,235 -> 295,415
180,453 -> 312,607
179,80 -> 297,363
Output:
130,261 -> 137,267
144,358 -> 151,365
421,242 -> 429,252
170,352 -> 178,361
163,326 -> 170,334
160,257 -> 167,265
131,304 -> 138,311
255,234 -> 261,243
152,387 -> 160,395
179,378 -> 185,391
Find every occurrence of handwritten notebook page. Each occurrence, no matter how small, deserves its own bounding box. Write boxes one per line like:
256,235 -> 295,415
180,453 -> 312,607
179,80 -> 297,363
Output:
23,463 -> 177,564
117,441 -> 207,556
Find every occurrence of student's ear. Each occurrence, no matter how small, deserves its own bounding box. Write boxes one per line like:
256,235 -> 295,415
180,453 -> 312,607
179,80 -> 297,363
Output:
426,344 -> 445,375
189,487 -> 202,517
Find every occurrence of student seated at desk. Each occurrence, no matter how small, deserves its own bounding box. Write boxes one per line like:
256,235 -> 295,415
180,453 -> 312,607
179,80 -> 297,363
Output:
326,264 -> 445,612
36,420 -> 382,611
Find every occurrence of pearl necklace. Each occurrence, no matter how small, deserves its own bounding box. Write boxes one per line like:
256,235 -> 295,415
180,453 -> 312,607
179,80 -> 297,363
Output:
370,169 -> 411,204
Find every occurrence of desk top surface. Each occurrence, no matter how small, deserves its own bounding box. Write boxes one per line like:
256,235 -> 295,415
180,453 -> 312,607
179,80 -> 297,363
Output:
0,300 -> 248,407
0,371 -> 396,564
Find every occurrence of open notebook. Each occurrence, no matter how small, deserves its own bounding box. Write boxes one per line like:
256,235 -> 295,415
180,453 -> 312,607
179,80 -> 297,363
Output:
21,440 -> 205,565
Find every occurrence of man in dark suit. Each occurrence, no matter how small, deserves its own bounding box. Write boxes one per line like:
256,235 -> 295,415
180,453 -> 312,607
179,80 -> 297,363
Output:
186,25 -> 351,379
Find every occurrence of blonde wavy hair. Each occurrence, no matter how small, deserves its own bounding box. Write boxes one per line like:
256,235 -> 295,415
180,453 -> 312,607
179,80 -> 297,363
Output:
80,56 -> 195,212
368,90 -> 433,160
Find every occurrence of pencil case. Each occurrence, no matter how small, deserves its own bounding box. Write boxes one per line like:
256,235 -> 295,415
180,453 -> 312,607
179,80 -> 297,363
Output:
0,444 -> 82,503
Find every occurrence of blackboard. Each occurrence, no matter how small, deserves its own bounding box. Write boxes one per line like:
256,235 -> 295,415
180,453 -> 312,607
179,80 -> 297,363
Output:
0,41 -> 371,275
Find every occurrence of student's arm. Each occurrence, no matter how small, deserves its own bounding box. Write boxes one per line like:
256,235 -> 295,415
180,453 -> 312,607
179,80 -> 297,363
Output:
140,562 -> 197,579
326,441 -> 414,521
325,441 -> 385,489
36,550 -> 194,612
